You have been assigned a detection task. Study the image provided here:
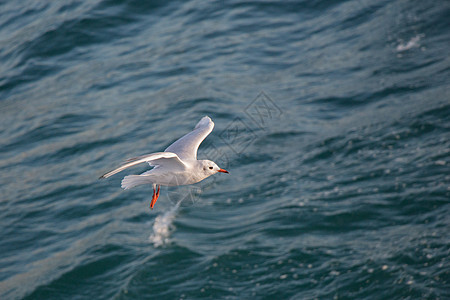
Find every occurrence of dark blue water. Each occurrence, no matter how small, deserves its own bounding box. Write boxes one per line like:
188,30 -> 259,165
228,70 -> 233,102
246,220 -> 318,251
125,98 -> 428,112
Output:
1,0 -> 449,299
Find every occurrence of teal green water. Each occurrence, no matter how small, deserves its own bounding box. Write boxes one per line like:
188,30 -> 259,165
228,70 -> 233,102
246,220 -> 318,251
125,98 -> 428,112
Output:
1,0 -> 449,299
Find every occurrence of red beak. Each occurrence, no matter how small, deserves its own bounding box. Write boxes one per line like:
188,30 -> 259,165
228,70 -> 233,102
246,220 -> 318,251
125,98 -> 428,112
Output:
218,168 -> 229,174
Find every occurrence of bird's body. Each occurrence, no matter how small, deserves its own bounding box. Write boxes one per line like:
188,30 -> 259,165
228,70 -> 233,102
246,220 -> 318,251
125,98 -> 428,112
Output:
100,116 -> 228,209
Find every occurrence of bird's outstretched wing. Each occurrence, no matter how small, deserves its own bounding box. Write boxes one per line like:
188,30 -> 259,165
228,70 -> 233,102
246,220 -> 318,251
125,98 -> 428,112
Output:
99,152 -> 186,179
165,116 -> 214,161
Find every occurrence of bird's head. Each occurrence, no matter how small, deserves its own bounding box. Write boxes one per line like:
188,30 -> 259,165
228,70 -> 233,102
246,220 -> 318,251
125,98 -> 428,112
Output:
199,160 -> 229,178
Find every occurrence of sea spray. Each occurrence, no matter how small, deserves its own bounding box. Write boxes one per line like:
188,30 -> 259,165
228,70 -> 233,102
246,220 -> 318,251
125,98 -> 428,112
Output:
149,198 -> 183,247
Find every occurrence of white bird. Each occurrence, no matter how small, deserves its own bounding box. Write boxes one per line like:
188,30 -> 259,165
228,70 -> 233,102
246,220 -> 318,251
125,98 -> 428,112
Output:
100,116 -> 228,209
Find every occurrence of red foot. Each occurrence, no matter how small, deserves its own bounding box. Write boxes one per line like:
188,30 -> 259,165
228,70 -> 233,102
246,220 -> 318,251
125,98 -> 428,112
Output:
150,185 -> 160,210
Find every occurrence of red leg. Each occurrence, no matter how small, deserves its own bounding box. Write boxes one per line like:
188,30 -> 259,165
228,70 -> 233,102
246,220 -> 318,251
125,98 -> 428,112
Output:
150,185 -> 160,210
150,187 -> 155,209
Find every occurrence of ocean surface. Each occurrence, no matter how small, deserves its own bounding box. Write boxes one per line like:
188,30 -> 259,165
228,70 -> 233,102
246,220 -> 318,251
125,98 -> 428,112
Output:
0,0 -> 449,299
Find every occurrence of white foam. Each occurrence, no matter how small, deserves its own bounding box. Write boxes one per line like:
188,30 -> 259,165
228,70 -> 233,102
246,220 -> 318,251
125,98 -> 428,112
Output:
396,34 -> 423,52
148,198 -> 183,247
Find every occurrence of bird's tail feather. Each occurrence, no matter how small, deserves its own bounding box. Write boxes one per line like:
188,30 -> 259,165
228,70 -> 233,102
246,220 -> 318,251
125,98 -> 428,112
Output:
121,175 -> 153,190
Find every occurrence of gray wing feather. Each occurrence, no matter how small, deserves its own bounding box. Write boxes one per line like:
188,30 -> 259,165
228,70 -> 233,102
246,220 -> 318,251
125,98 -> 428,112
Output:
100,152 -> 185,179
165,116 -> 214,161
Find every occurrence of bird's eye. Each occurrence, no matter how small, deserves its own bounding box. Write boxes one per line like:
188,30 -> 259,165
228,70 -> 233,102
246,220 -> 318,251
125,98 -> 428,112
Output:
209,166 -> 213,170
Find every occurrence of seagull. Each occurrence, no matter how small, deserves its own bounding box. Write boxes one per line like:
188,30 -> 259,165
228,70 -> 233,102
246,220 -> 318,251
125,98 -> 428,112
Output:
100,116 -> 228,209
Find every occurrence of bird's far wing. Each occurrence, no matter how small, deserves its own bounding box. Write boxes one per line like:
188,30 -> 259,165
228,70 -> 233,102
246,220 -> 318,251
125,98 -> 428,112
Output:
99,152 -> 185,179
165,116 -> 214,161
